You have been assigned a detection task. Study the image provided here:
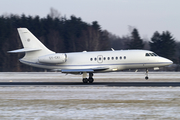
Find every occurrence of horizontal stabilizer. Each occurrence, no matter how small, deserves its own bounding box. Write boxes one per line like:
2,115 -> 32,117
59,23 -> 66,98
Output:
8,48 -> 41,53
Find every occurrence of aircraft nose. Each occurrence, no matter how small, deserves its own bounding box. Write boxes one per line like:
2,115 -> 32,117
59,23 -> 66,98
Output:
160,57 -> 173,65
166,58 -> 173,64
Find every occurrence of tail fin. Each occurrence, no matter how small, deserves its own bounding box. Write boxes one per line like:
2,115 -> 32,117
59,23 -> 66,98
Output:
9,28 -> 54,61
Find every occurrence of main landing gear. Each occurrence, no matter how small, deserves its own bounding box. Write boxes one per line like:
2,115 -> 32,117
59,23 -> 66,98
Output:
82,72 -> 94,83
145,68 -> 149,80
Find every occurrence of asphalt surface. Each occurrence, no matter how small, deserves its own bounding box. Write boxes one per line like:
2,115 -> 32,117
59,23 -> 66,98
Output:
0,82 -> 180,87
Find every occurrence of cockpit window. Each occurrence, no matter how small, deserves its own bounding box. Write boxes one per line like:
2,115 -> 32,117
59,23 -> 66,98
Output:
152,53 -> 158,56
149,53 -> 154,56
145,53 -> 150,56
145,53 -> 158,57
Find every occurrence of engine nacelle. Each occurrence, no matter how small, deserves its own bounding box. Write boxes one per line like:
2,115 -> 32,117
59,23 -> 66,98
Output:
38,53 -> 67,64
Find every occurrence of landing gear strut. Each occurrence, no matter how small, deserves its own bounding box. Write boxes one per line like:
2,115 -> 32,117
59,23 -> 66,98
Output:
145,69 -> 149,80
89,73 -> 94,83
82,72 -> 94,83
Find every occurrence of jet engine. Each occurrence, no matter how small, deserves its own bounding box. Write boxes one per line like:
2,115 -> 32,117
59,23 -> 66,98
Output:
38,53 -> 67,64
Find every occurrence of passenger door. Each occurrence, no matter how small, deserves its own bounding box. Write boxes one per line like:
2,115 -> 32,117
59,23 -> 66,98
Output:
97,55 -> 103,63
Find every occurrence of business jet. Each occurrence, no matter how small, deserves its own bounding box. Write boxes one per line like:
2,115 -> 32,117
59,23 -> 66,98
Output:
9,28 -> 173,83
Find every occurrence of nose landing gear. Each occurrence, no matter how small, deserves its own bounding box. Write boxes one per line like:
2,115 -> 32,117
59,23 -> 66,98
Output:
145,69 -> 149,80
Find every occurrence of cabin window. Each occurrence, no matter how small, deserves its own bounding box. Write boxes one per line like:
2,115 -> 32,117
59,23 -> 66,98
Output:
104,57 -> 106,60
116,57 -> 118,60
90,58 -> 93,61
99,57 -> 101,61
94,58 -> 97,61
124,56 -> 126,59
112,57 -> 114,60
120,56 -> 122,59
108,57 -> 110,60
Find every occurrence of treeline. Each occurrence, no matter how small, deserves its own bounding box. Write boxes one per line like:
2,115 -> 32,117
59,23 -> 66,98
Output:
0,12 -> 110,71
0,10 -> 179,71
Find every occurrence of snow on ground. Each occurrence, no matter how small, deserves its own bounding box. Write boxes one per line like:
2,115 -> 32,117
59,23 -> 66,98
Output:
0,86 -> 180,120
0,72 -> 180,119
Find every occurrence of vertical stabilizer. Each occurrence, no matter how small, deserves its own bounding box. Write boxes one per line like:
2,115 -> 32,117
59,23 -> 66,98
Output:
17,28 -> 55,61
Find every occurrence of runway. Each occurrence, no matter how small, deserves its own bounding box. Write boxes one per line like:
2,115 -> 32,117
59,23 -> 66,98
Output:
1,72 -> 180,87
1,82 -> 180,87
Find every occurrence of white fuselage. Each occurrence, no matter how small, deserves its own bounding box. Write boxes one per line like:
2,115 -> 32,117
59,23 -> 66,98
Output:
9,28 -> 173,83
20,50 -> 172,72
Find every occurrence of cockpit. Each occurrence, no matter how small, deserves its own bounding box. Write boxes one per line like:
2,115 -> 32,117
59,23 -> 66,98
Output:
145,53 -> 158,57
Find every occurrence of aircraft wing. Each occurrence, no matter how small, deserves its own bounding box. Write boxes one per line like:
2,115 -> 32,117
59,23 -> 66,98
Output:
60,67 -> 108,73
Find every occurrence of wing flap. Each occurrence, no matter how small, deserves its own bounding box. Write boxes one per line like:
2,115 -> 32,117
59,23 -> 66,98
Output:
60,67 -> 108,73
61,69 -> 94,73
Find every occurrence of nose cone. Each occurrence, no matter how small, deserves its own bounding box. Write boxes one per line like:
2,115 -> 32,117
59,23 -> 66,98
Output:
159,57 -> 173,66
166,59 -> 173,65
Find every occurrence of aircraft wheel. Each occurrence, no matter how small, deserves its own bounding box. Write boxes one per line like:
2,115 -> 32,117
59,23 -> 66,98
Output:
83,78 -> 88,83
145,76 -> 148,80
88,78 -> 94,83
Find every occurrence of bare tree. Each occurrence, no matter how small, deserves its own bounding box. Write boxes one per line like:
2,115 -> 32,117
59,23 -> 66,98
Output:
48,7 -> 61,20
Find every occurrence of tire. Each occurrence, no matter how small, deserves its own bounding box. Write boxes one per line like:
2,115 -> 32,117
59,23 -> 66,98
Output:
88,78 -> 94,83
83,78 -> 88,83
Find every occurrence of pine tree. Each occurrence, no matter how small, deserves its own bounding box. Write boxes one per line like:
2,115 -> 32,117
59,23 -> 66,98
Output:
127,28 -> 144,49
149,31 -> 162,55
161,31 -> 176,59
150,31 -> 176,60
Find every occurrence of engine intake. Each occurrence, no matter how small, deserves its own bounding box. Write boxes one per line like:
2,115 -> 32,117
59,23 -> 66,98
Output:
38,53 -> 67,64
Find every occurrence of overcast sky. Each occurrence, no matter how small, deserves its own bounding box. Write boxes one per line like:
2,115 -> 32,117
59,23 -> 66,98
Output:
1,0 -> 180,40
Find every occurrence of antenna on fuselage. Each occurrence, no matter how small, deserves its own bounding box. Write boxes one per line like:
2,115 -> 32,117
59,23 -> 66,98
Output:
111,48 -> 115,51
